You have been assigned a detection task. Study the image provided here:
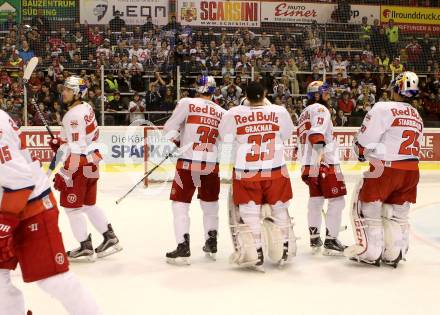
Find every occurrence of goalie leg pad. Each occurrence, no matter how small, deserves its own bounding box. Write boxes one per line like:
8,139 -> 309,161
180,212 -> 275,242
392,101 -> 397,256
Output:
347,196 -> 384,263
239,202 -> 262,249
383,203 -> 410,263
228,190 -> 259,266
263,202 -> 297,263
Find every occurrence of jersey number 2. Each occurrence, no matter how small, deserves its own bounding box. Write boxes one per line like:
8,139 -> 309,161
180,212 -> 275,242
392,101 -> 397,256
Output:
399,130 -> 420,156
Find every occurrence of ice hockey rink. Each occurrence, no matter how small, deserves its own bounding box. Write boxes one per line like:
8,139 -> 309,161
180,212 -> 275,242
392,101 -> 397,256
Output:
14,168 -> 440,315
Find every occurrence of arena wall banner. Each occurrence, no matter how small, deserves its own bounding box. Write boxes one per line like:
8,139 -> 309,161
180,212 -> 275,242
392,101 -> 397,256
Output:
80,0 -> 169,26
21,127 -> 440,182
260,2 -> 379,24
21,0 -> 78,23
0,0 -> 20,23
381,5 -> 440,33
177,0 -> 261,27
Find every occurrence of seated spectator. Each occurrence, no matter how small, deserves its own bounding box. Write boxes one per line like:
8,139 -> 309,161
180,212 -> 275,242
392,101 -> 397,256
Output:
337,91 -> 355,115
145,82 -> 162,111
160,87 -> 175,111
130,68 -> 145,92
389,57 -> 403,74
18,41 -> 35,63
2,13 -> 16,31
258,32 -> 271,49
357,86 -> 375,110
332,54 -> 349,78
379,91 -> 390,102
106,91 -> 126,125
5,51 -> 24,78
283,58 -> 299,95
335,109 -> 348,126
222,60 -> 235,77
128,92 -> 146,124
221,81 -> 242,101
105,72 -> 119,101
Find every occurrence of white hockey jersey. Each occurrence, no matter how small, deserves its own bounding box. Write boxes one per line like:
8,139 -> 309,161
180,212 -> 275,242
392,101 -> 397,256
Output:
357,101 -> 424,162
59,101 -> 101,167
0,110 -> 55,219
219,103 -> 294,179
163,97 -> 226,171
297,103 -> 340,166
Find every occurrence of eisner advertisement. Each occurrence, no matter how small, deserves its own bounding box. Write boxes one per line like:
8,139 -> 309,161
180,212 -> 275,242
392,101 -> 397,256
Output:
178,0 -> 260,27
381,5 -> 440,33
80,0 -> 169,26
261,2 -> 380,24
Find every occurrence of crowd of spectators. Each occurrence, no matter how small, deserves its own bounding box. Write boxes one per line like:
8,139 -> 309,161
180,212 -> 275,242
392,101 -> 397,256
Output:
1,7 -> 440,127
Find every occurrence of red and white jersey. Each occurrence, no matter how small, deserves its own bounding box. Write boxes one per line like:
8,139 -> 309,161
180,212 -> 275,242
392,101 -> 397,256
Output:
0,110 -> 54,219
219,103 -> 294,177
357,101 -> 424,161
163,97 -> 226,169
297,103 -> 339,166
60,102 -> 100,165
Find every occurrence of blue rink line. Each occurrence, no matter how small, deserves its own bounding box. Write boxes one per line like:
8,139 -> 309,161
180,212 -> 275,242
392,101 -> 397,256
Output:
412,203 -> 440,244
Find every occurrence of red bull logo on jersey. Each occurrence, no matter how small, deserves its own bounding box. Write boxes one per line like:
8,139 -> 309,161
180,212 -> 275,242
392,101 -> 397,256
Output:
390,106 -> 422,121
234,111 -> 278,125
189,104 -> 223,119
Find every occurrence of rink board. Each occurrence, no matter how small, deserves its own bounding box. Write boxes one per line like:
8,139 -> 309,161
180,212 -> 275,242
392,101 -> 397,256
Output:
22,126 -> 440,180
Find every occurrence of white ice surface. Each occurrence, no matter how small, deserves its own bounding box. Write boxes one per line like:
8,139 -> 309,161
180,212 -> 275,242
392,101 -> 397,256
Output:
13,170 -> 440,315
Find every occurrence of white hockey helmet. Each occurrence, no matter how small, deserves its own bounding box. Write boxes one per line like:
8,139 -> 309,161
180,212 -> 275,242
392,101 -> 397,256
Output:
64,76 -> 88,98
196,75 -> 216,94
390,71 -> 419,98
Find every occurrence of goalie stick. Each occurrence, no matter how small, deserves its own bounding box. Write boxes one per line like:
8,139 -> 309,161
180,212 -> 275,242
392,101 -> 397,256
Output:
115,147 -> 178,205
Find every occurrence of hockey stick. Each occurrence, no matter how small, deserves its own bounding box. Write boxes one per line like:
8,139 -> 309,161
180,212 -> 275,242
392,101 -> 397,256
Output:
24,57 -> 59,173
115,147 -> 178,205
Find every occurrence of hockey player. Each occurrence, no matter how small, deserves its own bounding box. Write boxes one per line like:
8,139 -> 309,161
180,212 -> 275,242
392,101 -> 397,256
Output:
219,81 -> 296,271
163,75 -> 226,264
50,76 -> 122,261
0,109 -> 105,315
297,81 -> 347,255
347,71 -> 423,267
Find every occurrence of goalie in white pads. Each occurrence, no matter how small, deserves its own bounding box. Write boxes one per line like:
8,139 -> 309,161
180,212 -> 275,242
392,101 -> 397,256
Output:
49,76 -> 122,262
347,71 -> 423,267
297,81 -> 347,255
163,75 -> 226,264
219,82 -> 296,271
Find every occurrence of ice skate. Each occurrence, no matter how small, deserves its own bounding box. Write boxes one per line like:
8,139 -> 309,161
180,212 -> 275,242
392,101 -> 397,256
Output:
95,224 -> 123,258
248,248 -> 265,272
309,227 -> 323,254
67,234 -> 95,263
166,234 -> 191,265
203,230 -> 218,261
323,237 -> 347,256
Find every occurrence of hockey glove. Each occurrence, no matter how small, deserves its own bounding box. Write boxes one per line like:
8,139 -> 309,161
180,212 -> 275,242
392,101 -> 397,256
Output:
354,141 -> 366,162
0,213 -> 19,262
301,165 -> 319,187
49,137 -> 61,153
54,168 -> 74,192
